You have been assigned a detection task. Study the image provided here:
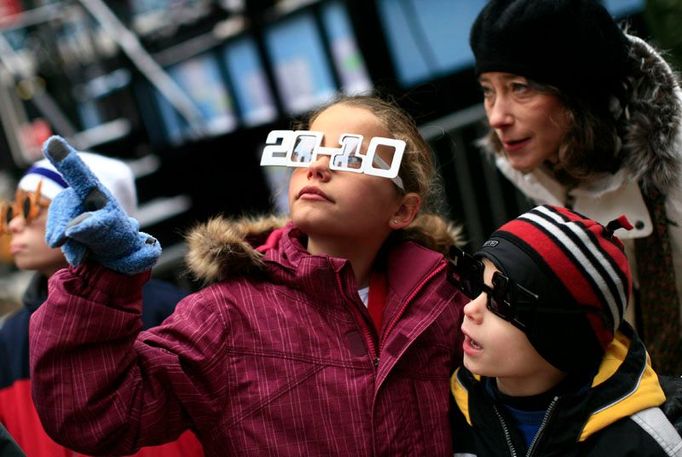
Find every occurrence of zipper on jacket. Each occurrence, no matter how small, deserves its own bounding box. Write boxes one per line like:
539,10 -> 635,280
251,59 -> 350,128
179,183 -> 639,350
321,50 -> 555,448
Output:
334,273 -> 379,366
525,396 -> 559,457
493,405 -> 518,457
334,258 -> 447,369
378,260 -> 447,353
493,395 -> 560,457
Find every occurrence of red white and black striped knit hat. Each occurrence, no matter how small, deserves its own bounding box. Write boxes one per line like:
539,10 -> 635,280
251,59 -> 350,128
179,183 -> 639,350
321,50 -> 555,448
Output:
475,205 -> 633,373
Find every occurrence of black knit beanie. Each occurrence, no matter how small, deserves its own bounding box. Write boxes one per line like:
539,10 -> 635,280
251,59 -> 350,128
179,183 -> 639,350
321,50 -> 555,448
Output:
470,0 -> 631,112
476,205 -> 632,373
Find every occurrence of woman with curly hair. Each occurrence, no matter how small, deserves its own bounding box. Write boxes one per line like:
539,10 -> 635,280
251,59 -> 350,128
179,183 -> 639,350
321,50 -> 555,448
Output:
470,0 -> 682,375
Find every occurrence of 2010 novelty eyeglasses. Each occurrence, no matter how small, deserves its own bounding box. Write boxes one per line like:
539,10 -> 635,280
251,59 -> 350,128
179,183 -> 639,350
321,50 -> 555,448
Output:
260,130 -> 406,191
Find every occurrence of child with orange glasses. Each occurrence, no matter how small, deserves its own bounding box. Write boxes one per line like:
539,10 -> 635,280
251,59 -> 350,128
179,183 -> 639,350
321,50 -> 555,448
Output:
0,157 -> 128,276
0,154 -> 202,457
1,179 -> 47,235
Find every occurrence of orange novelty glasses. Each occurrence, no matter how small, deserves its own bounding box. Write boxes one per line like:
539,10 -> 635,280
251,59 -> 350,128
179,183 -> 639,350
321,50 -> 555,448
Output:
0,180 -> 49,234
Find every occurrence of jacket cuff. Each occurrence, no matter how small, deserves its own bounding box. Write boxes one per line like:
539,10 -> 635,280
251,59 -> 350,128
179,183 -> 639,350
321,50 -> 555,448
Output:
61,261 -> 151,302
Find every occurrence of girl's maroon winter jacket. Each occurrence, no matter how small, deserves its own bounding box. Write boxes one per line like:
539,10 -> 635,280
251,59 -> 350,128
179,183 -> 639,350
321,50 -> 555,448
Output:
30,219 -> 466,456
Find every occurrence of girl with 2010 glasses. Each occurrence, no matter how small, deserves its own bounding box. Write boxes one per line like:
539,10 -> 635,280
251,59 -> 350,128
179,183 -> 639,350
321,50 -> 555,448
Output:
28,95 -> 468,457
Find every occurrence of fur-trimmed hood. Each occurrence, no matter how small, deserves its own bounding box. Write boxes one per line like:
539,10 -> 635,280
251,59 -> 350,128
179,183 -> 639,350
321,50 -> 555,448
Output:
480,33 -> 682,194
621,35 -> 682,193
186,213 -> 464,284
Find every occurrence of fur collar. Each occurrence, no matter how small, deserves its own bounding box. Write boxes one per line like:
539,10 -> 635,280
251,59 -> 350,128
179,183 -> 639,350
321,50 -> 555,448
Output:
185,214 -> 463,285
621,35 -> 682,194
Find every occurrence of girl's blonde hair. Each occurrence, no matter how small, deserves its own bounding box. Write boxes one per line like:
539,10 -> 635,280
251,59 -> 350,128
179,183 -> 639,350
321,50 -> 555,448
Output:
302,95 -> 462,252
302,94 -> 437,207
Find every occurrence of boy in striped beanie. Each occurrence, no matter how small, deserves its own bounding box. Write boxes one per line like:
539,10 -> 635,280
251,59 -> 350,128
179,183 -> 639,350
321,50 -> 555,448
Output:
450,205 -> 681,456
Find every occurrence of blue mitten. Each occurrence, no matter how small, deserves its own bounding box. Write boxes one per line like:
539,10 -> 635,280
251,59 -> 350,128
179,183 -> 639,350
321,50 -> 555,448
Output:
43,136 -> 161,275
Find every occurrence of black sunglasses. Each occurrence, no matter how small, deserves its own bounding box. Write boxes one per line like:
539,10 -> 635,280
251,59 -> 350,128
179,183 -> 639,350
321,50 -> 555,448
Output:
449,246 -> 540,330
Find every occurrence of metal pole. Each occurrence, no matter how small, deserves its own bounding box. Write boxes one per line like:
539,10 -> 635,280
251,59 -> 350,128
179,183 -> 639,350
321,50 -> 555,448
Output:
0,34 -> 79,140
77,0 -> 206,136
0,3 -> 62,32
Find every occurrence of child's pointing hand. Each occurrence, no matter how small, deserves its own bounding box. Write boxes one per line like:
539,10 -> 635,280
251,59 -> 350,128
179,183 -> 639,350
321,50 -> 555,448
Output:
43,135 -> 161,275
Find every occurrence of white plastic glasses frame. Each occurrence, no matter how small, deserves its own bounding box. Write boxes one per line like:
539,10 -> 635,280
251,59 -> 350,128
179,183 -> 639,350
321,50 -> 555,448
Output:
260,130 -> 405,191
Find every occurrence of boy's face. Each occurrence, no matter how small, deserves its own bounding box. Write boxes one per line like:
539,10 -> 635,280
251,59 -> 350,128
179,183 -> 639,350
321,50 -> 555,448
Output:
6,191 -> 66,276
461,258 -> 565,396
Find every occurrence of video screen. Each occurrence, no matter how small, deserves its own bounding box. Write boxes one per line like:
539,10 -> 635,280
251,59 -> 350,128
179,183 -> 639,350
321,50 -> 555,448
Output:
222,36 -> 278,127
154,52 -> 237,144
264,11 -> 337,114
377,0 -> 487,87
